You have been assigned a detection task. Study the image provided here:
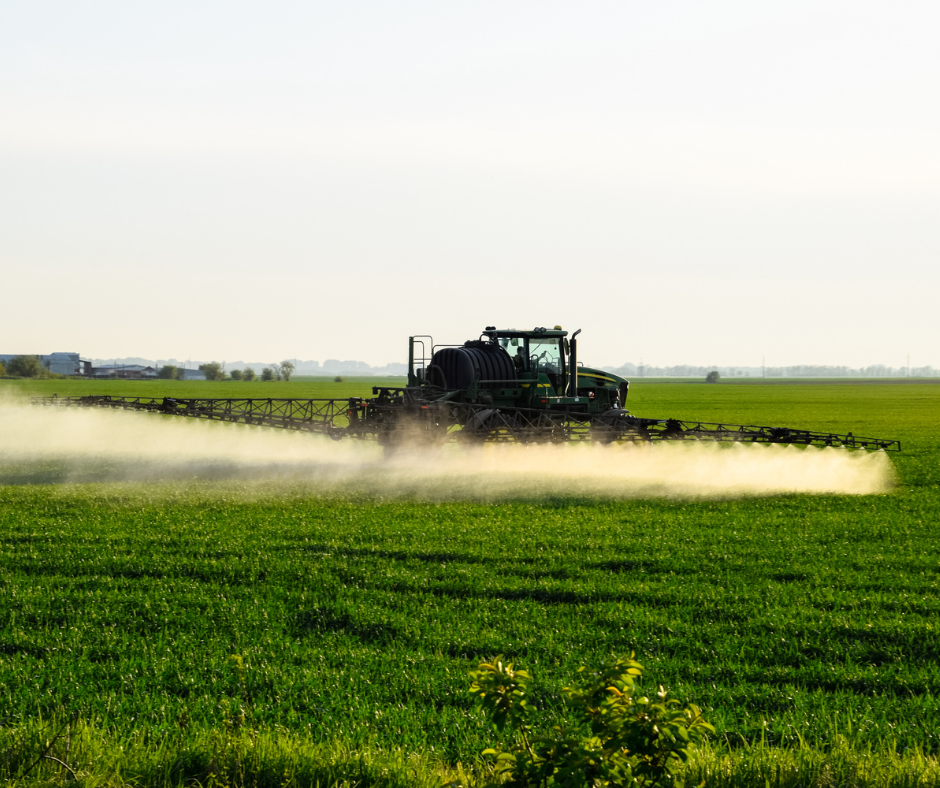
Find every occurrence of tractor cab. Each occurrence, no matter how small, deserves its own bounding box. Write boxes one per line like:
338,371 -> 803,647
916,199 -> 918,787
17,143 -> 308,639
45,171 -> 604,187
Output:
492,329 -> 566,393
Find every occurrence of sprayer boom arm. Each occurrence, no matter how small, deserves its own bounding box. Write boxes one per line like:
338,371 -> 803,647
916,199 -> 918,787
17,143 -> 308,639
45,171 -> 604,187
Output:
30,394 -> 900,451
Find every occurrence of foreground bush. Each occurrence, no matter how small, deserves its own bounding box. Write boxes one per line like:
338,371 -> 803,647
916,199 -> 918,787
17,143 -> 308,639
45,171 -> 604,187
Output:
470,654 -> 713,788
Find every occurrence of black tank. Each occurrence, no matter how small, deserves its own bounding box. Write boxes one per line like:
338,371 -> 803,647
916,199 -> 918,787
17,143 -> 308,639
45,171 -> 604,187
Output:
428,341 -> 517,389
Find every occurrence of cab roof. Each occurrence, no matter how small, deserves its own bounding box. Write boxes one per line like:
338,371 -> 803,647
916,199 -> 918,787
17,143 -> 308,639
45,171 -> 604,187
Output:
483,326 -> 568,339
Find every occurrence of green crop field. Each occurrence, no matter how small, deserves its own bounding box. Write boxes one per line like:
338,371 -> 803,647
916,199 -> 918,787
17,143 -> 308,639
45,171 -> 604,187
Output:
1,378 -> 939,786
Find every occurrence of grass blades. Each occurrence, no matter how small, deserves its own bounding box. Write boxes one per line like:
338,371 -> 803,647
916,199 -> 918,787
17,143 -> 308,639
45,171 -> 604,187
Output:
3,719 -> 940,787
1,487 -> 938,758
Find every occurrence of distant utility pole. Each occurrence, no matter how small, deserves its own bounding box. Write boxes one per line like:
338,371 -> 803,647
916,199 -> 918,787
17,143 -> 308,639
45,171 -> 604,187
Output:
762,356 -> 765,378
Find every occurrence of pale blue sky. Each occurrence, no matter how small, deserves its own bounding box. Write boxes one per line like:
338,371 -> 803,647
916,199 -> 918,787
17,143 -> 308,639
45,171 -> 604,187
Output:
2,1 -> 937,367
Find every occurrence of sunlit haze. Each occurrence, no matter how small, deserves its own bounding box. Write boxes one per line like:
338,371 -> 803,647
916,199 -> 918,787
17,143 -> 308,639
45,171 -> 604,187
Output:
2,1 -> 937,368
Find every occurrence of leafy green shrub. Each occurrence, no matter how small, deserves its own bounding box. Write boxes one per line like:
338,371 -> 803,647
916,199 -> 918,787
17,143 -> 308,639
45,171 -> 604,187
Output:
705,370 -> 720,383
469,654 -> 712,788
334,376 -> 344,383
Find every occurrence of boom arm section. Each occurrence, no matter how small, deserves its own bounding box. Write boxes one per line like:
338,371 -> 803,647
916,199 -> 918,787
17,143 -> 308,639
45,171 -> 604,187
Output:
30,394 -> 901,451
31,395 -> 360,438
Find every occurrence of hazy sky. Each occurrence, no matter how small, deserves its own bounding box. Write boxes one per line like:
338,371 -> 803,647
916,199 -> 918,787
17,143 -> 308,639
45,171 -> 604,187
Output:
2,1 -> 937,368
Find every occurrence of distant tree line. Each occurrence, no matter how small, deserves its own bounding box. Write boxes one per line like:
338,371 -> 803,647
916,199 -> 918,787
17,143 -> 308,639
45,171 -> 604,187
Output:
157,361 -> 295,381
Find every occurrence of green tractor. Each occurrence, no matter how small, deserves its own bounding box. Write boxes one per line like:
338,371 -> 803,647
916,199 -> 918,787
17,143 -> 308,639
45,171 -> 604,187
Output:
409,325 -> 629,416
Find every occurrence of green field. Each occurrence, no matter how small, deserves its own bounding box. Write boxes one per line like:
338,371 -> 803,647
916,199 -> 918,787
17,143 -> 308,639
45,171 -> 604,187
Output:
1,378 -> 939,786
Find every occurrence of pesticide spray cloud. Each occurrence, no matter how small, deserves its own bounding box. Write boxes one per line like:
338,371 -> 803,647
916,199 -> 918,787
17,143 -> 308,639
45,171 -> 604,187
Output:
0,403 -> 895,499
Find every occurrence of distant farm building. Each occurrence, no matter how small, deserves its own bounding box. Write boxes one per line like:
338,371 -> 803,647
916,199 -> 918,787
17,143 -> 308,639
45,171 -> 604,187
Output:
91,364 -> 158,379
45,352 -> 87,375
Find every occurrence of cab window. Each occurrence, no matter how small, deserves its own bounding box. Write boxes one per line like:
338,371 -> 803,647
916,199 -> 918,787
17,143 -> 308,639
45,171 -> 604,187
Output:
529,338 -> 562,374
499,336 -> 529,371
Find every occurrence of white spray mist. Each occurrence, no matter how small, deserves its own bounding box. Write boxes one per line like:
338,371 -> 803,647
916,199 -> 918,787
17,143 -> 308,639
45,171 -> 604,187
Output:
0,403 -> 896,499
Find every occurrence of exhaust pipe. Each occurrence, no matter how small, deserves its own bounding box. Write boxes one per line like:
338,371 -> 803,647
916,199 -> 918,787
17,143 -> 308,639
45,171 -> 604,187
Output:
568,329 -> 581,396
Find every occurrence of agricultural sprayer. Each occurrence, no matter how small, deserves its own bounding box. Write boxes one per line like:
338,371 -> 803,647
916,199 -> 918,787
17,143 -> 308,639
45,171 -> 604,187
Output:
32,326 -> 901,451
